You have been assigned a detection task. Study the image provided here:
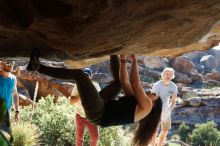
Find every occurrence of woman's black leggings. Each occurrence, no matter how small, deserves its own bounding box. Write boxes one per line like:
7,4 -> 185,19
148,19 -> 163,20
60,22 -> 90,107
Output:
37,55 -> 121,124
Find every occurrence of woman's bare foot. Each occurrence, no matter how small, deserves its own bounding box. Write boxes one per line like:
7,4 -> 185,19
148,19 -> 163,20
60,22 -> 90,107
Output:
26,48 -> 40,71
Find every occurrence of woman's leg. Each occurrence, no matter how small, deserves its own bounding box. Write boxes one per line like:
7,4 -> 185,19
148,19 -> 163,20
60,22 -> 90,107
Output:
27,48 -> 104,124
99,55 -> 121,102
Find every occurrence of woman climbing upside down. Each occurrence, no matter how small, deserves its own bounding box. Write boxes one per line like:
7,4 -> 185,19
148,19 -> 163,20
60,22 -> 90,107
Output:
26,48 -> 162,146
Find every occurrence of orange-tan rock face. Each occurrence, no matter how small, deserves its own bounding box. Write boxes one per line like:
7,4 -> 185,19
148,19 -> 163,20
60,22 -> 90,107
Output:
1,0 -> 220,66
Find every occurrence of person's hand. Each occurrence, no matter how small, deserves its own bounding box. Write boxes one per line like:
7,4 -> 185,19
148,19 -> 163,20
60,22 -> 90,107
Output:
169,105 -> 175,111
128,54 -> 136,63
120,54 -> 130,63
15,112 -> 19,122
120,54 -> 137,63
120,54 -> 126,60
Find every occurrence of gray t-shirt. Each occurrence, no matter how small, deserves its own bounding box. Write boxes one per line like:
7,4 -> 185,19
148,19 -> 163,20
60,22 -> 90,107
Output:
151,80 -> 178,121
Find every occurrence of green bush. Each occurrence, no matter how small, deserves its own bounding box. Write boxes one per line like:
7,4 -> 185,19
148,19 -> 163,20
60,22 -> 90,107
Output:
0,99 -> 6,122
12,122 -> 40,146
20,95 -> 76,146
189,121 -> 220,146
178,123 -> 191,142
99,126 -> 132,146
0,133 -> 9,146
18,95 -> 131,146
82,125 -> 132,146
0,99 -> 10,146
183,92 -> 198,99
142,76 -> 157,83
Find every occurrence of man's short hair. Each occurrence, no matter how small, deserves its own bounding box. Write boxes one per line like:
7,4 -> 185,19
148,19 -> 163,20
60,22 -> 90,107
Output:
161,67 -> 175,79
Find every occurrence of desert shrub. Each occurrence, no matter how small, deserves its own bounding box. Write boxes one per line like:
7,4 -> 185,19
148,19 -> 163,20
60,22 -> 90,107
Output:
0,99 -> 10,146
12,122 -> 40,146
183,92 -> 198,99
19,95 -> 76,146
19,95 -> 131,145
189,121 -> 220,146
178,123 -> 191,142
77,123 -> 132,146
0,133 -> 9,146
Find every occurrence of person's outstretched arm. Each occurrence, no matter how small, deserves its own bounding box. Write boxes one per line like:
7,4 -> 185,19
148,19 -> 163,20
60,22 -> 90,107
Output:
129,55 -> 152,122
119,55 -> 134,96
13,79 -> 19,121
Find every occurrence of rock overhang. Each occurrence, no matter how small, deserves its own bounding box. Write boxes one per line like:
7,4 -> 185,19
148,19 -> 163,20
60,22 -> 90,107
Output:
1,0 -> 220,67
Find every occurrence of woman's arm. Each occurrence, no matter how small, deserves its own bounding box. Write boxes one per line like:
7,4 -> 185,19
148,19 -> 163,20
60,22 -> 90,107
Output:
119,55 -> 134,96
129,55 -> 152,121
170,95 -> 177,108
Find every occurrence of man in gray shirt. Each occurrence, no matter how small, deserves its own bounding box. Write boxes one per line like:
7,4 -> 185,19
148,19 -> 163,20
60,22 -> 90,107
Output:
149,67 -> 178,146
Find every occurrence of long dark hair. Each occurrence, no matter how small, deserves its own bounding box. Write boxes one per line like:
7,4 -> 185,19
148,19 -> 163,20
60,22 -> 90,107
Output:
132,97 -> 162,146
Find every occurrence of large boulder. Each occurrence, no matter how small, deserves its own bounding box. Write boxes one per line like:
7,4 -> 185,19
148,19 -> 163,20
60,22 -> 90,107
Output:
185,51 -> 208,64
173,106 -> 220,126
204,71 -> 220,82
216,60 -> 220,72
200,55 -> 217,70
17,68 -> 73,101
143,56 -> 168,70
174,72 -> 192,84
207,47 -> 220,60
190,73 -> 203,87
1,1 -> 220,67
172,96 -> 220,126
141,69 -> 161,83
184,51 -> 208,72
170,56 -> 196,74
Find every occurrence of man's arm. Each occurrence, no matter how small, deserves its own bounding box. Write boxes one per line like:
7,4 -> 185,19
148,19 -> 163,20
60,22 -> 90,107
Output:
13,80 -> 19,111
170,95 -> 177,108
170,84 -> 178,108
13,79 -> 19,121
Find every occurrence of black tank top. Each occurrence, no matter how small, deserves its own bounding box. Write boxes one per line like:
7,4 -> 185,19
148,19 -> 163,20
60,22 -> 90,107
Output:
100,95 -> 137,127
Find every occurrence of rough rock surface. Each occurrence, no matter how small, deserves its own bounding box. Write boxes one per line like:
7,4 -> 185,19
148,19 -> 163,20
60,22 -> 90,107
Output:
173,94 -> 220,126
1,0 -> 220,68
